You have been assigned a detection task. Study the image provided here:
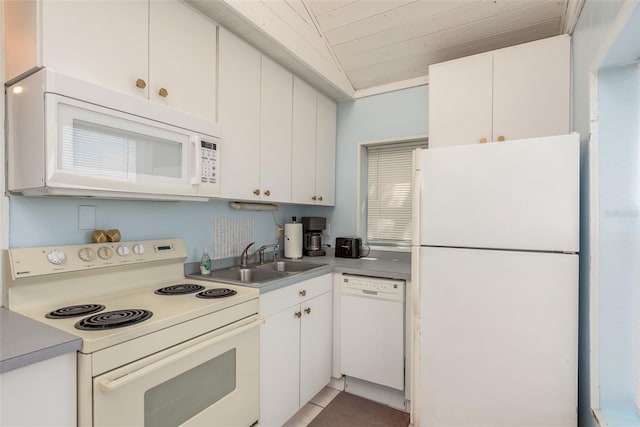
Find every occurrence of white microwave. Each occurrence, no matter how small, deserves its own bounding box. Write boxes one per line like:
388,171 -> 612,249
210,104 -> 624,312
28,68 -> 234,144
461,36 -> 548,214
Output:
7,69 -> 221,201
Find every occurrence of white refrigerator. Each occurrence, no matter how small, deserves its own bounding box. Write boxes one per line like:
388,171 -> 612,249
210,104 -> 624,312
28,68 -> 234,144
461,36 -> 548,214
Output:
411,134 -> 579,427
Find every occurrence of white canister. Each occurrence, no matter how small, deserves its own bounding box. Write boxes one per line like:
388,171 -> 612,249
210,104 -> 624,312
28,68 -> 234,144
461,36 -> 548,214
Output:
284,222 -> 303,259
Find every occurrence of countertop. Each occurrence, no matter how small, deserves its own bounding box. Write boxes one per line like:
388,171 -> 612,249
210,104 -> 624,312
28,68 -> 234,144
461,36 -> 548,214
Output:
0,307 -> 81,374
2,252 -> 410,373
187,252 -> 412,294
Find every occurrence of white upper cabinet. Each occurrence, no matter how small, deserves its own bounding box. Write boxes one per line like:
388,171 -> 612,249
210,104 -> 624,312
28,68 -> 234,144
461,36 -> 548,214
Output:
292,78 -> 337,206
5,0 -> 217,121
315,93 -> 337,206
259,56 -> 293,203
292,77 -> 318,204
218,27 -> 262,200
148,1 -> 216,119
429,35 -> 570,148
218,30 -> 294,202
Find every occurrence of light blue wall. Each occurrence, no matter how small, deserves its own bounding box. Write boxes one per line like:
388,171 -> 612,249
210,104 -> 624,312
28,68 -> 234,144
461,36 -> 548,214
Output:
330,86 -> 429,240
571,1 -> 631,425
9,196 -> 306,263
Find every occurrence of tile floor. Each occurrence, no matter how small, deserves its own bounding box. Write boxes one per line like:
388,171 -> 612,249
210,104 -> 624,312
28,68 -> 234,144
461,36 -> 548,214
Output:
283,387 -> 341,427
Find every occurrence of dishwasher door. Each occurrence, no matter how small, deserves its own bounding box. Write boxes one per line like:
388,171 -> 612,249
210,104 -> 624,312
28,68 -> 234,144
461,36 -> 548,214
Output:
340,274 -> 405,391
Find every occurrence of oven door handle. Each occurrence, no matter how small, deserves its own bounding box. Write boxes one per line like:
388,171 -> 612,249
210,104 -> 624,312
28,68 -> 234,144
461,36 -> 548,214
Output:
98,317 -> 264,393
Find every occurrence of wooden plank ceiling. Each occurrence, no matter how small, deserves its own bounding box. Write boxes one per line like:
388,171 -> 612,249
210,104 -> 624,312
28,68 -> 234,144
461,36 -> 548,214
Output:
188,0 -> 579,99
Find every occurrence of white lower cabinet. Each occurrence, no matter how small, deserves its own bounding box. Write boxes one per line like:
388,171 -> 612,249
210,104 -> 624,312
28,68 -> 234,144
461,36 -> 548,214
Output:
0,353 -> 77,426
259,274 -> 332,427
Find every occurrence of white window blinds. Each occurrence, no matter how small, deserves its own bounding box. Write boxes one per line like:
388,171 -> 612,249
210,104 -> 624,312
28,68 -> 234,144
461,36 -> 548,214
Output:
366,141 -> 426,245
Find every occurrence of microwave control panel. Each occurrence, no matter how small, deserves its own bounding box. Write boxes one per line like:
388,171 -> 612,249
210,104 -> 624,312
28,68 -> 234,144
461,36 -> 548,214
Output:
199,139 -> 218,185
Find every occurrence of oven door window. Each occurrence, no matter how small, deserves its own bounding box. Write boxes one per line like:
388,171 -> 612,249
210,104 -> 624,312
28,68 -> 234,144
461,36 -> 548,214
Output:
144,349 -> 236,427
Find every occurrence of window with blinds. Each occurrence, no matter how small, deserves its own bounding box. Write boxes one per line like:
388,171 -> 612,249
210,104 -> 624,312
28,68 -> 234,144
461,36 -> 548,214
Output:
366,141 -> 426,246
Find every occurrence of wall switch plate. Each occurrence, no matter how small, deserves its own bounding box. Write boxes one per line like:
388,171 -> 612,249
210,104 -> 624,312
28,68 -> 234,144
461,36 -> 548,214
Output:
275,225 -> 284,239
78,205 -> 96,230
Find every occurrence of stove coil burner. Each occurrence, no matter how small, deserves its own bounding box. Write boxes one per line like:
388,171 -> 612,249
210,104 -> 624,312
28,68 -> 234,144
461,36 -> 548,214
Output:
196,288 -> 238,299
46,304 -> 106,319
154,284 -> 206,295
75,309 -> 153,331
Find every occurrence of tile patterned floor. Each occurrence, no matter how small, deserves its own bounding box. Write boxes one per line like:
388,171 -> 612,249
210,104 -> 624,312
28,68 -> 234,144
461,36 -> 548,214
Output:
283,387 -> 341,427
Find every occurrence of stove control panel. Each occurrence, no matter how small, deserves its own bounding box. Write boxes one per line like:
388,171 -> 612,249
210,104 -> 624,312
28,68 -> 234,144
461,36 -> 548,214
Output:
9,239 -> 188,278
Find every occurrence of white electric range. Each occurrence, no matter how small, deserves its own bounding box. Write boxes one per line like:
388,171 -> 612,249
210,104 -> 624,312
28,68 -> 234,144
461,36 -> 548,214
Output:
7,238 -> 261,426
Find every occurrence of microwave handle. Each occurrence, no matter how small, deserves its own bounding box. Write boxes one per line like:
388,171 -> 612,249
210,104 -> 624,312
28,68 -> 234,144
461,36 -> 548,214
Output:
98,317 -> 263,392
190,135 -> 202,185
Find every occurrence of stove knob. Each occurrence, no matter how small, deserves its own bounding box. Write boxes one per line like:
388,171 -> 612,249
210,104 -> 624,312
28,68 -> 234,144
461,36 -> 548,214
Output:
97,246 -> 113,260
78,247 -> 96,262
116,245 -> 130,257
47,249 -> 66,265
132,243 -> 144,255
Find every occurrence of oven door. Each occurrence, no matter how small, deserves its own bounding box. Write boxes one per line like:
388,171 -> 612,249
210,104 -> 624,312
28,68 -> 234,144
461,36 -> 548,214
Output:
93,317 -> 261,427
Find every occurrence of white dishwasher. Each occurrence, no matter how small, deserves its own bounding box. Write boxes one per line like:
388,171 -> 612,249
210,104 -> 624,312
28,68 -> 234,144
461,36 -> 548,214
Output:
340,274 -> 405,391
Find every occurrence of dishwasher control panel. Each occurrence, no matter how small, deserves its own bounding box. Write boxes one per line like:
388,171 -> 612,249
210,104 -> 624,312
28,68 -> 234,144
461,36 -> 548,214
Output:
341,274 -> 405,302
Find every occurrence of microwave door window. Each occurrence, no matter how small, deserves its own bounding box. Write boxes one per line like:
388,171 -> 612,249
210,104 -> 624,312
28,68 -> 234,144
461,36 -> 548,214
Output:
59,119 -> 185,184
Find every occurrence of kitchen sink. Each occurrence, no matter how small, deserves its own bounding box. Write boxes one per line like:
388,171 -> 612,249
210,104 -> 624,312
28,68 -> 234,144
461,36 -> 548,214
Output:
254,260 -> 326,273
205,261 -> 326,285
207,267 -> 288,284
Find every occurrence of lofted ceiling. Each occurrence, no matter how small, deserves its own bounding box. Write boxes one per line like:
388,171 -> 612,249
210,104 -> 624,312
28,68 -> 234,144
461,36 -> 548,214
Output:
187,0 -> 584,101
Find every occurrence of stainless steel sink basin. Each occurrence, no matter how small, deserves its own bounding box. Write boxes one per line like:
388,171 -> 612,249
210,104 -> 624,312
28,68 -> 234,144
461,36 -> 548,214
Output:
208,267 -> 287,284
204,260 -> 326,285
254,260 -> 326,273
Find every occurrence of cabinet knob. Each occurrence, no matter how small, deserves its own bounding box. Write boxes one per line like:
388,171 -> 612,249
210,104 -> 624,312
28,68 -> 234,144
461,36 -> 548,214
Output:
497,135 -> 505,142
299,289 -> 307,297
264,190 -> 271,197
294,311 -> 302,319
253,189 -> 260,196
312,196 -> 317,201
135,78 -> 147,89
158,87 -> 168,98
304,307 -> 311,315
317,196 -> 323,202
479,137 -> 487,144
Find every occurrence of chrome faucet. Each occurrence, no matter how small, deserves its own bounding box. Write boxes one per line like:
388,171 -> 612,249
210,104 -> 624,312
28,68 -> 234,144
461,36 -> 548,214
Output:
240,242 -> 255,267
256,243 -> 280,264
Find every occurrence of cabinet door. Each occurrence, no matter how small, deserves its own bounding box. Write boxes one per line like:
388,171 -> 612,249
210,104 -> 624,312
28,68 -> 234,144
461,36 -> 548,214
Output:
41,0 -> 148,98
291,77 -> 318,204
315,93 -> 337,206
260,306 -> 301,427
492,35 -> 570,142
428,53 -> 493,148
149,0 -> 216,120
260,56 -> 293,202
299,291 -> 332,405
218,28 -> 261,200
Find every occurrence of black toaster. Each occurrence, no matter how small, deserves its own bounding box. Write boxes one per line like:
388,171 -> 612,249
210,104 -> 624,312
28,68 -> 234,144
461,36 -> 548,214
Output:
335,237 -> 361,258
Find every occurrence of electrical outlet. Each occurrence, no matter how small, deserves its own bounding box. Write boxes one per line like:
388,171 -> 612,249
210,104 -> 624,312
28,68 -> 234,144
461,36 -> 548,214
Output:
275,225 -> 284,239
323,223 -> 330,236
78,205 -> 96,230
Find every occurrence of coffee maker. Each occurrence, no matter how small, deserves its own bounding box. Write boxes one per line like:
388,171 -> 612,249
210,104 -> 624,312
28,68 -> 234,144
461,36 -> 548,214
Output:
301,217 -> 326,256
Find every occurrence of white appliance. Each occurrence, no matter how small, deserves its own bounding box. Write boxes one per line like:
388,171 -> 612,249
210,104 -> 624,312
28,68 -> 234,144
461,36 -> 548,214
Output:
411,134 -> 579,427
340,274 -> 405,390
7,239 -> 261,426
7,68 -> 220,201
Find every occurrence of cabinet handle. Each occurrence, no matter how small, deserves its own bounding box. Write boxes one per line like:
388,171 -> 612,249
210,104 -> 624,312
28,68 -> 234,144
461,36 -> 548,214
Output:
304,307 -> 311,315
253,189 -> 260,196
294,311 -> 302,319
479,137 -> 487,144
497,135 -> 505,142
135,78 -> 147,89
299,290 -> 307,297
312,196 -> 317,201
318,196 -> 323,202
158,87 -> 168,98
264,190 -> 271,197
